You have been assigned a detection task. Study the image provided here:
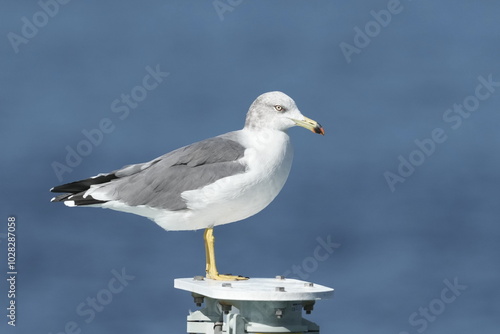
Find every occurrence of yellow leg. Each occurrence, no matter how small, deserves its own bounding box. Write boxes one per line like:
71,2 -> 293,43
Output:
204,227 -> 248,281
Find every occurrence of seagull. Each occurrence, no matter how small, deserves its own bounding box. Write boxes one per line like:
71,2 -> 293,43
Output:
51,91 -> 324,280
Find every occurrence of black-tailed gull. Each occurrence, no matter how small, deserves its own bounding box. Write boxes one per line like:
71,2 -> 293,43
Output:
51,91 -> 324,280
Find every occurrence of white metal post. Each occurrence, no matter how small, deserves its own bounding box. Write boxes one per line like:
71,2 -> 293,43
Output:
175,276 -> 334,333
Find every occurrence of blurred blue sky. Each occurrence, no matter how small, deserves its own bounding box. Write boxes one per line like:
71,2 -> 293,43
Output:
1,1 -> 499,333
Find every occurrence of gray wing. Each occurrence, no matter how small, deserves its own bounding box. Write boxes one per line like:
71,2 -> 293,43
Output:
103,134 -> 247,210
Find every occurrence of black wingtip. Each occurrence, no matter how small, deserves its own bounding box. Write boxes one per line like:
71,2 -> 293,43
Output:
51,193 -> 71,202
50,173 -> 118,194
50,173 -> 117,206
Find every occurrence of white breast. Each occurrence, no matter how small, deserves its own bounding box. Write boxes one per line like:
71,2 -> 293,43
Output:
154,128 -> 294,230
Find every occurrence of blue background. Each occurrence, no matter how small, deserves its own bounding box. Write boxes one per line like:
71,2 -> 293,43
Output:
1,1 -> 499,333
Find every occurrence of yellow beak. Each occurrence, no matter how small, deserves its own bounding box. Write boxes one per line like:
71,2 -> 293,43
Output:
291,116 -> 325,135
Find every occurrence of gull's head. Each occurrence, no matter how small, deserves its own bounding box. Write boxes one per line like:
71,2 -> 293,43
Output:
245,91 -> 325,135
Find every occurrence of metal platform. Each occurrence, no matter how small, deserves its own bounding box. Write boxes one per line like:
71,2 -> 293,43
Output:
175,276 -> 334,333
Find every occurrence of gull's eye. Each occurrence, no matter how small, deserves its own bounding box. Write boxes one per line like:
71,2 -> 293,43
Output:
274,105 -> 285,112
